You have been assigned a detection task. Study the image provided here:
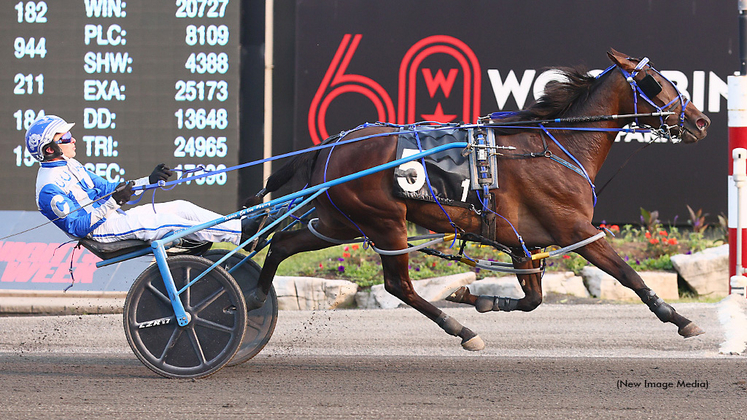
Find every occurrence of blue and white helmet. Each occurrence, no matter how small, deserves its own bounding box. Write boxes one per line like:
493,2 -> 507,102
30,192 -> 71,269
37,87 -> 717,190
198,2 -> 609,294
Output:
25,115 -> 75,161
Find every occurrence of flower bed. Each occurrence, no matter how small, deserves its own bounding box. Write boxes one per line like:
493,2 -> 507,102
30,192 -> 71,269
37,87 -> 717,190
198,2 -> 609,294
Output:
251,219 -> 725,289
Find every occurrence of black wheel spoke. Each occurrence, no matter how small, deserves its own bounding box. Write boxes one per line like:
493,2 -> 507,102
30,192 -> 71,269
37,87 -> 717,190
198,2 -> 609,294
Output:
157,327 -> 182,363
186,327 -> 207,365
192,286 -> 227,312
195,317 -> 235,334
146,282 -> 171,305
246,317 -> 264,332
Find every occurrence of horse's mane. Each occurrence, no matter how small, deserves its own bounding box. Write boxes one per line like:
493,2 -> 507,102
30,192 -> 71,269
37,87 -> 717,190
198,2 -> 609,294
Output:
497,66 -> 600,123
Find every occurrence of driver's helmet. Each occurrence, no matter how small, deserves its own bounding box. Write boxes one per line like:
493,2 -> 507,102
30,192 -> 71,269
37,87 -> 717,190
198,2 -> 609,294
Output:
25,115 -> 75,161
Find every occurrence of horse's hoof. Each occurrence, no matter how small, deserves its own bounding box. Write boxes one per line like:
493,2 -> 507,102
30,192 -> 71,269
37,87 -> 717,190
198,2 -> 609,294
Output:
678,322 -> 705,338
245,289 -> 267,311
446,286 -> 469,303
461,335 -> 485,351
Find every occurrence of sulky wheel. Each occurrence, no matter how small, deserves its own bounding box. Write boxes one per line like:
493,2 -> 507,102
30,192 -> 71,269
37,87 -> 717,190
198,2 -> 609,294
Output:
203,249 -> 278,366
123,255 -> 246,379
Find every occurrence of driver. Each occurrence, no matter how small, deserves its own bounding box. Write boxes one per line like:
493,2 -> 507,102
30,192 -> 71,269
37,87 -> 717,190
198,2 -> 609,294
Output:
26,115 -> 264,248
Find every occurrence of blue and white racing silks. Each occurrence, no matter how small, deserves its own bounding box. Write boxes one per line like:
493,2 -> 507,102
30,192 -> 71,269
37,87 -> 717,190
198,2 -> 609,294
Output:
35,157 -> 242,245
35,158 -> 127,238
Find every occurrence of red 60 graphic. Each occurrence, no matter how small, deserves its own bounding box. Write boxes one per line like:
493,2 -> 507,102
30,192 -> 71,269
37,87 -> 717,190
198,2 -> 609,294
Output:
308,34 -> 481,145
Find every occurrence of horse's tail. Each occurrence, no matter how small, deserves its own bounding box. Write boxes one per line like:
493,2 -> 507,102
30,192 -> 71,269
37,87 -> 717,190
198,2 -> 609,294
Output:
243,134 -> 343,208
242,150 -> 319,208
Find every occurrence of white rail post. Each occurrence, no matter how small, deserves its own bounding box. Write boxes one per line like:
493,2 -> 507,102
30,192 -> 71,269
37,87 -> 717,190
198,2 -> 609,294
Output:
732,148 -> 747,297
728,0 -> 747,297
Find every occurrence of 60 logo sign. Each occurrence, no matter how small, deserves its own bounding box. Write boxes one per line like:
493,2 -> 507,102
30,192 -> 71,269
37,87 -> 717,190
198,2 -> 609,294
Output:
308,34 -> 482,145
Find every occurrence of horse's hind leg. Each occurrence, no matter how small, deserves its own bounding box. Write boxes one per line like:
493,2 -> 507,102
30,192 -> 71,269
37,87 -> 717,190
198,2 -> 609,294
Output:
573,227 -> 705,338
250,225 -> 355,309
447,251 -> 544,313
379,252 -> 485,351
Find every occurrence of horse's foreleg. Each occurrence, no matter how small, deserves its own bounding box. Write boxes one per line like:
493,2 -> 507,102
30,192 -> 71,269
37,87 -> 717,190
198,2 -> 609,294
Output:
379,253 -> 485,351
574,231 -> 705,338
447,252 -> 543,313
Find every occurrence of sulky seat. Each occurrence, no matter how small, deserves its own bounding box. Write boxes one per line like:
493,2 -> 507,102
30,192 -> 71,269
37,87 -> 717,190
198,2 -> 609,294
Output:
77,238 -> 151,260
78,238 -> 213,261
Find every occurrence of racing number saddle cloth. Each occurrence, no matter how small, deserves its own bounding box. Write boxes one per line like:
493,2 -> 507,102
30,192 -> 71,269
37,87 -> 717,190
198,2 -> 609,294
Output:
393,124 -> 501,240
393,124 -> 498,210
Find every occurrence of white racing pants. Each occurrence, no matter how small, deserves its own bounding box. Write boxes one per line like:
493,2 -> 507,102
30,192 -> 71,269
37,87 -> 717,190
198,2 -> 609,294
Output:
88,200 -> 241,245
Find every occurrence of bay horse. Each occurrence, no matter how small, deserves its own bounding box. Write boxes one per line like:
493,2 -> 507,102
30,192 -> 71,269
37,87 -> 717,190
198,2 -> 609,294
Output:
248,49 -> 710,350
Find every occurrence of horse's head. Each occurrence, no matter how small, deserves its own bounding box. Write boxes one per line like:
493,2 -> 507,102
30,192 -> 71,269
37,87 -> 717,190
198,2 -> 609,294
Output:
606,48 -> 710,144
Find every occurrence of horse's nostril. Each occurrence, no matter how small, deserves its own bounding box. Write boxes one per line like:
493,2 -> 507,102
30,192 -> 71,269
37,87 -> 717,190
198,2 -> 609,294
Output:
696,118 -> 709,130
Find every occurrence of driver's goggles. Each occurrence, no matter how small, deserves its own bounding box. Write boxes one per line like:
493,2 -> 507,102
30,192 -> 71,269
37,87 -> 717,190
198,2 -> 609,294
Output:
56,132 -> 73,144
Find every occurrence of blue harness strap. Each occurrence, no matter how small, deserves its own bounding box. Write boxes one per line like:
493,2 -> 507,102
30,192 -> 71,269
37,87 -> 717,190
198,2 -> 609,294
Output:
539,125 -> 597,207
321,129 -> 371,245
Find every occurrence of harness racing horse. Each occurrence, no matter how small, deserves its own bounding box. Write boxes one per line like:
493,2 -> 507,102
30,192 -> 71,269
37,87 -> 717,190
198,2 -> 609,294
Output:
249,49 -> 711,350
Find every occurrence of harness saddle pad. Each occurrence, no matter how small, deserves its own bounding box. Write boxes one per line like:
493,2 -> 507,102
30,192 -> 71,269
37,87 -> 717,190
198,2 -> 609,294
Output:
393,126 -> 480,208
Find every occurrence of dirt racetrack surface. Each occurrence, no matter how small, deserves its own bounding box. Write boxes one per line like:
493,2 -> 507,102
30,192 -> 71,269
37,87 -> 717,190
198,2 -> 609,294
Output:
0,303 -> 746,419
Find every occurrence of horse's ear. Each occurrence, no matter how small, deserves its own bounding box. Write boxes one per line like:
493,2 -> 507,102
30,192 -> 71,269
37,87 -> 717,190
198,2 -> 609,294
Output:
607,48 -> 632,70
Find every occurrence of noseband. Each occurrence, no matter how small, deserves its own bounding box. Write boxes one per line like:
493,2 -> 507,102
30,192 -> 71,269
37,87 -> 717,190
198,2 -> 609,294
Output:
598,58 -> 689,141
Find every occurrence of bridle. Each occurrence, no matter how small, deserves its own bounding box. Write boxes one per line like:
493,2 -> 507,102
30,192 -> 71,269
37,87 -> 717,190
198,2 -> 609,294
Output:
591,58 -> 691,197
598,57 -> 690,142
